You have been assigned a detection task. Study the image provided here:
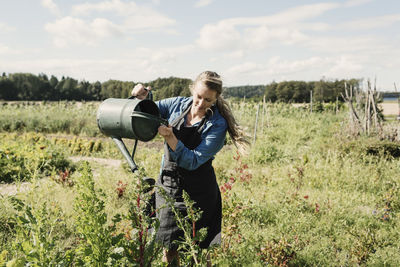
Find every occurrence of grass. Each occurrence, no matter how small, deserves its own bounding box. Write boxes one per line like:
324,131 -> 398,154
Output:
0,101 -> 399,265
0,101 -> 100,136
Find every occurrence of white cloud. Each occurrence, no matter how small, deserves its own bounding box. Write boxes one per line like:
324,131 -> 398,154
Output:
224,55 -> 367,85
223,50 -> 245,60
344,0 -> 374,8
126,45 -> 195,65
0,43 -> 20,55
306,35 -> 388,54
45,16 -> 123,47
41,0 -> 61,17
203,2 -> 339,28
225,62 -> 260,75
339,14 -> 400,30
323,55 -> 363,78
0,22 -> 15,33
0,44 -> 195,82
122,12 -> 175,32
71,0 -> 176,30
72,0 -> 137,16
244,26 -> 307,49
196,2 -> 340,51
263,2 -> 340,25
195,0 -> 213,8
197,21 -> 241,50
45,0 -> 176,47
0,44 -> 11,54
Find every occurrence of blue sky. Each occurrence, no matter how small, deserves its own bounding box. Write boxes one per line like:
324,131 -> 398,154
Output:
0,0 -> 399,90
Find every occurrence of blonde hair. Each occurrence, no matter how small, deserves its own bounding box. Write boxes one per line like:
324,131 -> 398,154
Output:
192,71 -> 249,154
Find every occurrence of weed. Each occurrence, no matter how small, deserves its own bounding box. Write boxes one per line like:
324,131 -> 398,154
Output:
8,197 -> 70,265
73,162 -> 124,265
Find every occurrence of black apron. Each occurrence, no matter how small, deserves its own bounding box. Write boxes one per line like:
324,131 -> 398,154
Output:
155,103 -> 222,250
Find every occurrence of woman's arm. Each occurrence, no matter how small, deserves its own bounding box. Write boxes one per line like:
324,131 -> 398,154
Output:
168,120 -> 227,171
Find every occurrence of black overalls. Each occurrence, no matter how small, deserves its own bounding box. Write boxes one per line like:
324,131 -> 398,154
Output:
155,103 -> 222,250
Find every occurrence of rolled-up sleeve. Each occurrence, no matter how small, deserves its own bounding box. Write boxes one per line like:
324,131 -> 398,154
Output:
169,119 -> 227,170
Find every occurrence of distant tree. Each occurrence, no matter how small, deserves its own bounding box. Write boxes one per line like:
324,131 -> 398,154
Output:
224,85 -> 266,99
265,82 -> 277,102
149,77 -> 192,100
0,75 -> 17,100
101,80 -> 124,99
276,81 -> 294,102
60,77 -> 78,100
49,75 -> 58,88
89,81 -> 102,100
292,81 -> 309,102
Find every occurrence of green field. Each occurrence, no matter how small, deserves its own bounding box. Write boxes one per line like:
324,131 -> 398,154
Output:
0,101 -> 399,266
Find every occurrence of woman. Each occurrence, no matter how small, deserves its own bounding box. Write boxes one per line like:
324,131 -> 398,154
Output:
131,71 -> 248,264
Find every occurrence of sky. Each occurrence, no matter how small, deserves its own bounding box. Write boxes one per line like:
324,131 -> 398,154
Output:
0,0 -> 399,90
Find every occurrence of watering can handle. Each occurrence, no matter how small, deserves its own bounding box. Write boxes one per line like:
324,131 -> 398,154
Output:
128,89 -> 153,101
112,137 -> 138,173
131,111 -> 169,126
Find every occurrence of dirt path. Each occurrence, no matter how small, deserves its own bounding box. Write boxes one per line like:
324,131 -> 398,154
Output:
0,182 -> 32,197
69,156 -> 122,167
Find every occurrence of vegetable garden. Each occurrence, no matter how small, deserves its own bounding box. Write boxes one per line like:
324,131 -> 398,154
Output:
0,101 -> 399,266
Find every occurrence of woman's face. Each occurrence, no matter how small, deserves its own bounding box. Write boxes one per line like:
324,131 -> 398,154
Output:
191,82 -> 217,116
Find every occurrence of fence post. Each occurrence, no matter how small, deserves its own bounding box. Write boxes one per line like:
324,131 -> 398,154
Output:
253,103 -> 260,144
261,95 -> 266,133
336,96 -> 339,114
310,90 -> 313,113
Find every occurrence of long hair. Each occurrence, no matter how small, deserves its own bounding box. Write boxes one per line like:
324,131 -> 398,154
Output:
192,71 -> 249,154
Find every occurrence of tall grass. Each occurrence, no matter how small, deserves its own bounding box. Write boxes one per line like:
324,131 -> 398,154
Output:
0,101 -> 99,136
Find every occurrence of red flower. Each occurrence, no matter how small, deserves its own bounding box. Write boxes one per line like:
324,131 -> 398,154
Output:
315,203 -> 320,213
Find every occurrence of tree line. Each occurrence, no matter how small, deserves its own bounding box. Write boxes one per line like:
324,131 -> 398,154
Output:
0,72 -> 192,101
0,72 -> 360,102
224,79 -> 361,102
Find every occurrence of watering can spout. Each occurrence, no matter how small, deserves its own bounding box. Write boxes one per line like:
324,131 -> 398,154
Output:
112,137 -> 138,173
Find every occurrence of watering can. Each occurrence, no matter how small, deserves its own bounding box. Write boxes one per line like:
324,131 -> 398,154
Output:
97,97 -> 168,173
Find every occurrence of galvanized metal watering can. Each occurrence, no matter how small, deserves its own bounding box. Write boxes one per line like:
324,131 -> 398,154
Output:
97,97 -> 168,172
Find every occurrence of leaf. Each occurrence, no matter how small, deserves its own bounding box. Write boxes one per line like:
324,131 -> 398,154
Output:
9,197 -> 25,211
16,216 -> 29,225
111,233 -> 124,246
112,213 -> 122,224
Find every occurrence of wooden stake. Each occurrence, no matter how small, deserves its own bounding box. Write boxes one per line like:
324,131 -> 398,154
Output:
261,95 -> 266,133
253,104 -> 260,144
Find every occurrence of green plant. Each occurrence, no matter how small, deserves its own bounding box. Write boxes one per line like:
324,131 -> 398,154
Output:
73,162 -> 124,266
8,197 -> 70,266
0,133 -> 73,183
112,167 -> 161,267
158,188 -> 209,266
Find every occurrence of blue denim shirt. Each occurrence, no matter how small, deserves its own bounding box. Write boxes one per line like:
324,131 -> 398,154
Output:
156,96 -> 227,171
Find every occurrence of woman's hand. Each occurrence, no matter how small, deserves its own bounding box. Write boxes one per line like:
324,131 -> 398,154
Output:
158,125 -> 173,138
131,84 -> 151,100
158,125 -> 178,151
